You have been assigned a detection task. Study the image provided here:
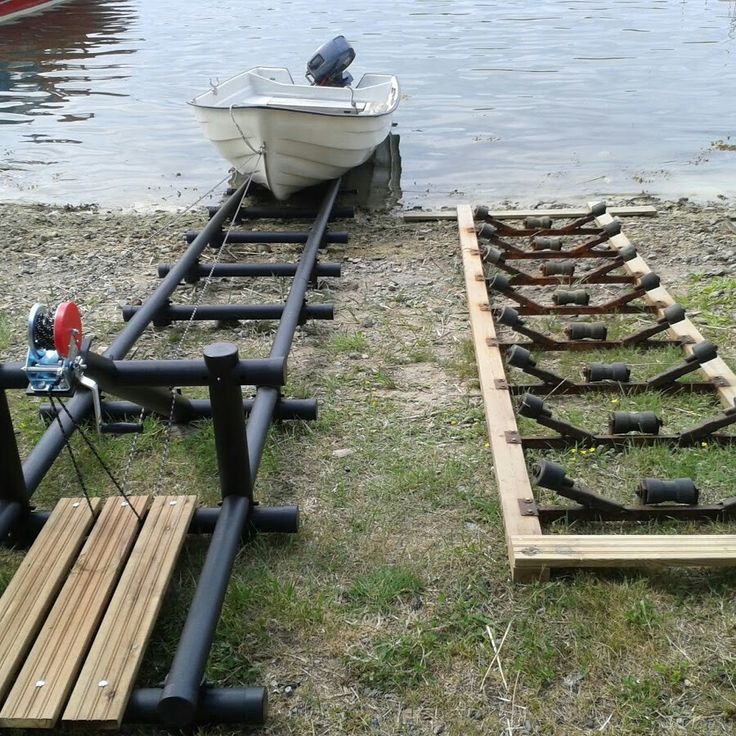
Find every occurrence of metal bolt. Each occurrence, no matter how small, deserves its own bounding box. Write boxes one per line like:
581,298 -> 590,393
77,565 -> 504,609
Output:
72,502 -> 80,508
98,680 -> 108,688
169,500 -> 177,506
35,680 -> 45,688
121,501 -> 128,507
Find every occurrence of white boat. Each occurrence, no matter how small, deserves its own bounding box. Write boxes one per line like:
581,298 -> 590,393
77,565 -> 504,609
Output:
190,38 -> 400,200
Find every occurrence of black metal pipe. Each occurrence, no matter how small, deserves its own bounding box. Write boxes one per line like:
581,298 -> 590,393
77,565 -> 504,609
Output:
0,391 -> 26,503
0,363 -> 28,390
158,179 -> 340,724
157,262 -> 342,279
188,504 -> 299,535
83,351 -> 286,387
157,493 -> 250,726
26,504 -> 299,538
269,180 -> 341,359
121,303 -> 333,323
204,343 -> 252,500
126,687 -> 266,725
185,229 -> 349,245
39,398 -> 318,422
208,204 -> 353,220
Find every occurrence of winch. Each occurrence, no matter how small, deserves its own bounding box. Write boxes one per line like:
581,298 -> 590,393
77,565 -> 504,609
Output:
25,301 -> 83,395
305,35 -> 355,87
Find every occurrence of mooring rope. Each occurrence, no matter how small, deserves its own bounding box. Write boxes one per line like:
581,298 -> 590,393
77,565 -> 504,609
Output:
151,156 -> 263,497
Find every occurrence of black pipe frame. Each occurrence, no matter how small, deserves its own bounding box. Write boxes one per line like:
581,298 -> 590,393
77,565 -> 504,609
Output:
121,302 -> 334,324
157,261 -> 342,280
0,178 -> 344,728
157,178 -> 342,726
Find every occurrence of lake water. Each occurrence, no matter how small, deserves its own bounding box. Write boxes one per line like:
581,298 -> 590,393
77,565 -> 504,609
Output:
1,0 -> 735,208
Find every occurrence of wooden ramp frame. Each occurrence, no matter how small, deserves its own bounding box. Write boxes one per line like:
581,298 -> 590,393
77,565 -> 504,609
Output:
0,495 -> 195,729
458,203 -> 736,581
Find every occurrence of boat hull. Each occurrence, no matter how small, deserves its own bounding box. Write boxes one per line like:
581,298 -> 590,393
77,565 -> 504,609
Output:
0,0 -> 73,23
192,104 -> 394,200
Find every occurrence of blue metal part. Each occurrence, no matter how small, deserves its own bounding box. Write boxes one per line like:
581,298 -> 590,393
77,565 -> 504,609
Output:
305,35 -> 355,87
24,304 -> 77,395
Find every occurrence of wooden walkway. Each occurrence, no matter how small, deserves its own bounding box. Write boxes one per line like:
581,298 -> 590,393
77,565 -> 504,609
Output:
0,495 -> 195,729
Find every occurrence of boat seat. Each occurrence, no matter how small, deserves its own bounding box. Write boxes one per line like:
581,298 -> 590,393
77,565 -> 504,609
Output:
0,495 -> 196,729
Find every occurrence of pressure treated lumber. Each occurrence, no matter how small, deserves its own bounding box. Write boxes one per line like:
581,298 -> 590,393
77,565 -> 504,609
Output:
458,205 -> 543,581
512,535 -> 736,571
0,497 -> 150,729
592,205 -> 736,408
63,495 -> 196,727
406,205 -> 657,222
0,497 -> 101,703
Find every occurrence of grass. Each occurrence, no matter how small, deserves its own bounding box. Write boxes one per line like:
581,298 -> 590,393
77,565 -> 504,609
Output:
3,206 -> 736,735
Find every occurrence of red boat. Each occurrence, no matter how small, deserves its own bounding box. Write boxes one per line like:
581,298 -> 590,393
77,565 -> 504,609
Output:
0,0 -> 73,23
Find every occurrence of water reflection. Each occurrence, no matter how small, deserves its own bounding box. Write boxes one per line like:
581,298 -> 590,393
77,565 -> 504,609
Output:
0,0 -> 135,128
0,0 -> 735,206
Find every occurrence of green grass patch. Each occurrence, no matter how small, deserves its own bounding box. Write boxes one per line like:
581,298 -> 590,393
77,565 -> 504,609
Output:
348,564 -> 424,611
328,331 -> 369,354
684,274 -> 736,328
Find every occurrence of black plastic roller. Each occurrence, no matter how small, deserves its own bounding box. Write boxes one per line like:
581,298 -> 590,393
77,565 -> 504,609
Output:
531,459 -> 571,491
583,362 -> 631,383
620,245 -> 638,261
588,201 -> 607,217
477,223 -> 497,240
609,411 -> 662,435
474,205 -> 490,220
542,260 -> 575,277
506,345 -> 536,370
602,219 -> 622,236
525,216 -> 553,229
518,393 -> 550,419
636,478 -> 699,505
663,303 -> 686,325
496,306 -> 522,328
484,246 -> 505,264
691,341 -> 718,364
553,290 -> 590,306
638,272 -> 661,291
532,236 -> 563,251
564,323 -> 607,341
488,273 -> 511,292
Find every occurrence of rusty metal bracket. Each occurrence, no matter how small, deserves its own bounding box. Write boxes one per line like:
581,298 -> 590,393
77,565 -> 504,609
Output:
518,497 -> 539,517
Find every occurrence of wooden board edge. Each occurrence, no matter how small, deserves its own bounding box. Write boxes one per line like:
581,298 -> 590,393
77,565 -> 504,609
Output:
511,534 -> 736,570
456,204 -> 546,582
405,205 -> 658,222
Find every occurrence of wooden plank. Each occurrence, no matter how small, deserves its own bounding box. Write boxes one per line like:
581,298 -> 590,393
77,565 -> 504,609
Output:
592,205 -> 736,408
0,496 -> 151,729
0,497 -> 101,703
512,534 -> 736,571
457,205 -> 544,582
62,495 -> 196,728
405,205 -> 658,222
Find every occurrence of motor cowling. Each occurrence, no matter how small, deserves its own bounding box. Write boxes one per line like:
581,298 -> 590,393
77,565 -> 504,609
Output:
305,35 -> 355,87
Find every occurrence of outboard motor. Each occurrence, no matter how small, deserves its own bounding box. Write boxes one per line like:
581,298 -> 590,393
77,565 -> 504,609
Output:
305,35 -> 355,87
